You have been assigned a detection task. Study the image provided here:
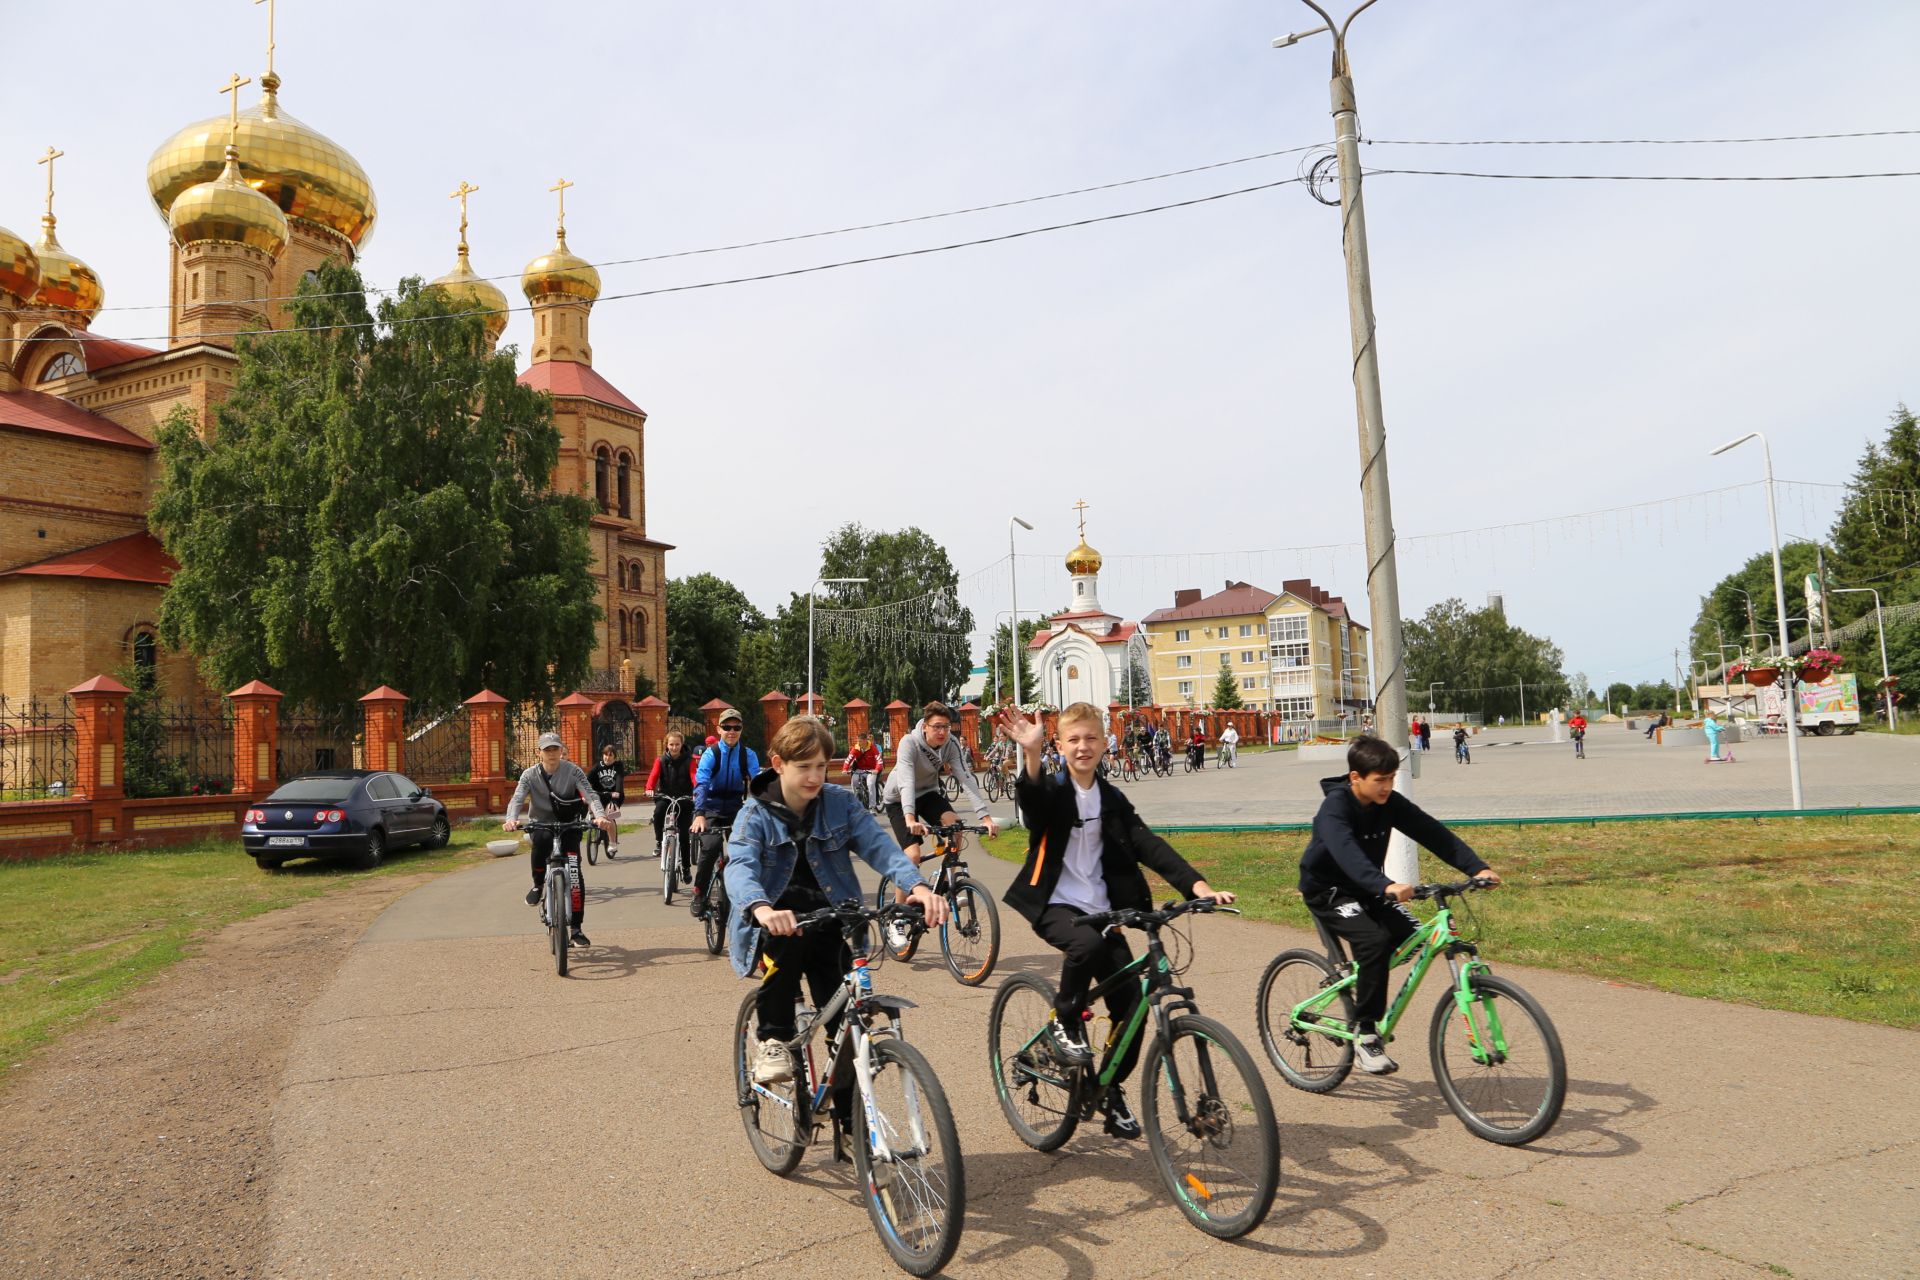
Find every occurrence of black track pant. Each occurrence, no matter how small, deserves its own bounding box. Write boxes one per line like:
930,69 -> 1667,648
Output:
1305,890 -> 1420,1034
530,828 -> 585,926
694,822 -> 733,899
1033,904 -> 1146,1086
756,926 -> 855,1120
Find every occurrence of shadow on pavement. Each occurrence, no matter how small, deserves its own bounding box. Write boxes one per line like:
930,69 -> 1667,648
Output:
562,944 -> 717,981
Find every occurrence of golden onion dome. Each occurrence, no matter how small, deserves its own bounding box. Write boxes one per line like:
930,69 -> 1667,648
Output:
521,228 -> 600,303
0,223 -> 40,308
146,73 -> 376,250
30,217 -> 103,325
168,147 -> 291,257
430,248 -> 510,344
1066,537 -> 1103,576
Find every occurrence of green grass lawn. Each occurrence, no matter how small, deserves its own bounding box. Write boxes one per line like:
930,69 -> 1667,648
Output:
0,823 -> 532,1073
997,815 -> 1920,1028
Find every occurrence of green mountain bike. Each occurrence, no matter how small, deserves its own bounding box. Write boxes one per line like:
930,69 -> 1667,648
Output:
1254,878 -> 1567,1145
987,898 -> 1280,1239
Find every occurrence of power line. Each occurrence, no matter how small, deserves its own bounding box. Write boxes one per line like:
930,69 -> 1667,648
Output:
1367,166 -> 1920,182
1366,128 -> 1920,147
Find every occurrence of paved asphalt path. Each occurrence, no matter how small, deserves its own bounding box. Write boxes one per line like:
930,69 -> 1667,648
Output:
267,820 -> 1919,1278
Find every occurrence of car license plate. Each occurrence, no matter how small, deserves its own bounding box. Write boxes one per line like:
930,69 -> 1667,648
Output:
266,836 -> 306,847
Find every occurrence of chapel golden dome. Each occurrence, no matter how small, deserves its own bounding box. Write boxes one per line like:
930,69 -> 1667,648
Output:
30,218 -> 103,325
0,223 -> 40,308
521,228 -> 600,303
431,249 -> 510,343
146,73 -> 377,250
168,146 -> 291,258
1066,537 -> 1103,576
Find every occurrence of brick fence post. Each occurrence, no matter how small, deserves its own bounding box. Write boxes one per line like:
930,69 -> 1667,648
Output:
884,700 -> 911,762
958,702 -> 982,755
700,698 -> 732,742
68,676 -> 129,843
558,693 -> 595,764
636,695 -> 669,765
796,692 -> 823,722
228,680 -> 283,796
760,690 -> 791,746
842,698 -> 870,742
359,686 -> 408,774
1041,707 -> 1060,744
464,690 -> 508,810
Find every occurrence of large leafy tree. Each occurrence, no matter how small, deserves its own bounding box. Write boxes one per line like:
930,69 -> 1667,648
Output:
812,524 -> 974,708
1403,598 -> 1569,721
1828,405 -> 1920,611
665,573 -> 766,714
978,617 -> 1043,707
1687,543 -> 1820,667
153,264 -> 597,711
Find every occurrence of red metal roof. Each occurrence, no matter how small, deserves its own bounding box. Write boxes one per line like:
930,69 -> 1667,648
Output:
1141,582 -> 1277,625
72,330 -> 162,373
1031,620 -> 1140,649
0,389 -> 153,451
518,360 -> 644,415
2,531 -> 176,583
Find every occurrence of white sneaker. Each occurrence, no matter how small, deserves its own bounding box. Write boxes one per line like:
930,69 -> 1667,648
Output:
753,1039 -> 794,1085
885,919 -> 914,951
1354,1034 -> 1399,1075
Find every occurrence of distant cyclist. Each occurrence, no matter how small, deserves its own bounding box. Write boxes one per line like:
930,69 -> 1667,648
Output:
503,732 -> 614,947
1218,722 -> 1240,769
843,732 -> 881,809
881,701 -> 998,949
645,729 -> 696,859
587,743 -> 627,858
691,708 -> 760,920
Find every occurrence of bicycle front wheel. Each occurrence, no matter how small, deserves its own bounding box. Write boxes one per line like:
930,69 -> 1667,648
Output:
704,885 -> 727,956
661,831 -> 678,905
548,872 -> 569,978
1255,949 -> 1356,1093
734,991 -> 808,1176
986,974 -> 1083,1151
939,879 -> 1000,986
1429,972 -> 1566,1145
585,828 -> 600,866
1140,1014 -> 1280,1239
853,1037 -> 965,1277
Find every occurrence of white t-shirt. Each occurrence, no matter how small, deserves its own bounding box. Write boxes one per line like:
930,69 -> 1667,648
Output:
1049,778 -> 1110,914
1220,726 -> 1240,745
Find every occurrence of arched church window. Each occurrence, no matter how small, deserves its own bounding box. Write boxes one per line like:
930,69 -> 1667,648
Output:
634,609 -> 649,650
131,630 -> 158,690
618,609 -> 629,650
616,452 -> 632,519
38,353 -> 84,382
1076,582 -> 1085,597
594,446 -> 611,512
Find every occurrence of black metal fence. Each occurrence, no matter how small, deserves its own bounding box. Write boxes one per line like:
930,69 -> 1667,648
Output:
136,695 -> 234,797
277,705 -> 360,783
504,703 -> 557,778
407,704 -> 471,783
0,695 -> 77,800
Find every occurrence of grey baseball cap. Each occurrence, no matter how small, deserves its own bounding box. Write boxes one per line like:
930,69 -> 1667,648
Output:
535,731 -> 564,750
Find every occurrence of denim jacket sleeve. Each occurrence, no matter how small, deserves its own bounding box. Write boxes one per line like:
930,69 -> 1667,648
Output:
845,804 -> 926,892
723,810 -> 778,913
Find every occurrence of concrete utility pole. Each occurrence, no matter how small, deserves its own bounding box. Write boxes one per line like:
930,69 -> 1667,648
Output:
1276,0 -> 1415,881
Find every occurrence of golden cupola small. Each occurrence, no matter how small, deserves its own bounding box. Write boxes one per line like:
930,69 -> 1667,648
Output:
0,220 -> 39,312
27,147 -> 103,328
429,181 -> 509,347
522,178 -> 599,365
168,75 -> 292,348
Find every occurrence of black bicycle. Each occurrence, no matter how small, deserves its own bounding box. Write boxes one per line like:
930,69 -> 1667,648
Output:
987,898 -> 1279,1238
1151,743 -> 1174,778
701,821 -> 733,956
735,900 -> 964,1276
874,821 -> 1001,986
524,819 -> 590,978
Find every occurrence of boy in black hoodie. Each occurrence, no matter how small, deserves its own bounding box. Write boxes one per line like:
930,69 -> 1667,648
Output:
1299,735 -> 1500,1075
998,702 -> 1233,1139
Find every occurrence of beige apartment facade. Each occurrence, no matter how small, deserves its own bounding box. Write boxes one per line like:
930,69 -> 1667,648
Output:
1142,578 -> 1369,719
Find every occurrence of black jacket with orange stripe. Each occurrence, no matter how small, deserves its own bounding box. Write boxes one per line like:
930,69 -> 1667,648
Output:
1001,768 -> 1205,925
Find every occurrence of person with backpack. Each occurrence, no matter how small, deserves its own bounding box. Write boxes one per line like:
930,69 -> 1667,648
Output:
690,708 -> 761,920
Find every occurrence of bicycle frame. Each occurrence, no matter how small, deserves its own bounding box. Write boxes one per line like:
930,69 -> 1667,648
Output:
1286,900 -> 1514,1064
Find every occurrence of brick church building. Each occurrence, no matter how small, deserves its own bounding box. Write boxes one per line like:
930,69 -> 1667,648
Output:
0,53 -> 666,705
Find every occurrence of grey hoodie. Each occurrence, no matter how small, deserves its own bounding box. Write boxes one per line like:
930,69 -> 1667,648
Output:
506,761 -> 607,825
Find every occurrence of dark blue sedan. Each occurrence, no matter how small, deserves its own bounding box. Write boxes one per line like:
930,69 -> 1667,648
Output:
242,769 -> 450,871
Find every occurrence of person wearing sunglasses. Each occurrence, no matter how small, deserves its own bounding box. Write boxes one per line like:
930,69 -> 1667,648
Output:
690,709 -> 761,919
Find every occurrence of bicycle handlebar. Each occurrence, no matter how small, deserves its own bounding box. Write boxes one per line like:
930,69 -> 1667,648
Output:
1412,877 -> 1498,901
929,820 -> 991,837
1071,897 -> 1239,931
790,899 -> 925,934
519,819 -> 594,833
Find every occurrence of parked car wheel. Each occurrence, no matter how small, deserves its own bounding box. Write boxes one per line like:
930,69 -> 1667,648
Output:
359,827 -> 386,870
426,815 -> 451,849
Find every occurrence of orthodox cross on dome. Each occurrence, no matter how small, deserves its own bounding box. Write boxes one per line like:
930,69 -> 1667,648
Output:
254,0 -> 278,77
449,180 -> 479,253
37,146 -> 63,220
549,177 -> 575,235
1074,498 -> 1090,540
218,73 -> 253,147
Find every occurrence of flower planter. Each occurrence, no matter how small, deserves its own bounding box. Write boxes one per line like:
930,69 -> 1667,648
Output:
1799,667 -> 1836,685
1745,667 -> 1780,687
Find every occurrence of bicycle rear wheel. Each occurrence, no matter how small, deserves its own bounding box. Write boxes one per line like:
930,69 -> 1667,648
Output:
1429,972 -> 1566,1145
1140,1014 -> 1280,1239
1255,949 -> 1356,1092
704,884 -> 727,956
986,974 -> 1083,1152
547,870 -> 569,978
661,829 -> 678,905
853,1037 -> 965,1277
874,875 -> 922,962
734,991 -> 809,1176
585,827 -> 601,866
940,879 -> 1000,987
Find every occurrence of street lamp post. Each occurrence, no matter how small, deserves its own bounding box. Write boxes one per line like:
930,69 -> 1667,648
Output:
807,577 -> 869,710
1831,586 -> 1896,730
1711,432 -> 1803,809
1427,681 -> 1444,714
1274,1 -> 1412,777
1009,516 -> 1034,775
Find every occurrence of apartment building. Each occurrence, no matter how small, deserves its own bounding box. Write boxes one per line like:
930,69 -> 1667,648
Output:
1141,579 -> 1369,718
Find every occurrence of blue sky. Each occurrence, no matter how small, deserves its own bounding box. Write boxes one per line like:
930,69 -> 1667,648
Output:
9,1 -> 1917,686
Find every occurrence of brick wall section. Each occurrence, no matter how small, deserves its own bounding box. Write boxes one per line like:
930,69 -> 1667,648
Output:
359,685 -> 408,774
759,691 -> 790,747
228,680 -> 282,794
885,701 -> 911,762
842,699 -> 870,742
68,677 -> 129,847
635,696 -> 668,767
0,431 -> 148,572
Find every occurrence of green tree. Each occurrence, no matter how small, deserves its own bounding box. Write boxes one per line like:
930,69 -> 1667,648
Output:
1403,598 -> 1569,721
1211,655 -> 1244,709
665,573 -> 766,714
1123,649 -> 1153,710
1688,544 -> 1820,668
152,264 -> 597,711
813,524 -> 974,707
979,617 -> 1043,706
1827,405 -> 1920,610
1604,682 -> 1634,715
116,663 -> 187,800
1630,680 -> 1678,711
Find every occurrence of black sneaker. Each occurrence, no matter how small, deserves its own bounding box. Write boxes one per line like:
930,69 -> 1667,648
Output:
1046,1015 -> 1093,1068
689,895 -> 707,920
605,848 -> 617,860
1102,1088 -> 1143,1140
524,886 -> 541,906
570,928 -> 591,948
